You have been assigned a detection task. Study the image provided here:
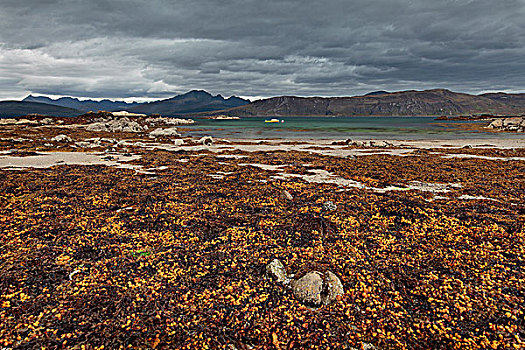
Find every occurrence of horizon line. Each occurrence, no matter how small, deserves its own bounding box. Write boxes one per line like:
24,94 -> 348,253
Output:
3,88 -> 525,104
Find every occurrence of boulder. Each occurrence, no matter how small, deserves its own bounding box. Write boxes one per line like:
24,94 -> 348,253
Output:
149,127 -> 181,138
112,111 -> 146,117
291,272 -> 324,306
0,118 -> 17,125
267,260 -> 345,306
370,140 -> 386,147
266,259 -> 289,284
488,117 -> 524,132
502,117 -> 522,126
41,118 -> 54,125
51,134 -> 72,143
173,139 -> 184,146
488,119 -> 503,128
86,117 -> 147,133
323,271 -> 344,305
199,136 -> 213,146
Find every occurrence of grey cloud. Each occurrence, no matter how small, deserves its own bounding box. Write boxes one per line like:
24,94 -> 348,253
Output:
0,0 -> 524,100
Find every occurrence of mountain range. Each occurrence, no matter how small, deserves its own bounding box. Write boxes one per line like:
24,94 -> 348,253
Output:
127,90 -> 249,115
19,90 -> 249,116
215,89 -> 525,117
1,89 -> 524,118
23,95 -> 141,112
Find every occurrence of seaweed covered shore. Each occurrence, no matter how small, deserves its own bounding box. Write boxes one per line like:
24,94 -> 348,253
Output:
0,115 -> 524,349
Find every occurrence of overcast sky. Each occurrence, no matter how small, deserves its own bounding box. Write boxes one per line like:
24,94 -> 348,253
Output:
0,0 -> 524,101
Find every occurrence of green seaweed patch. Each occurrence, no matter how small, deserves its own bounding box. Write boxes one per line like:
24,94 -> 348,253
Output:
131,250 -> 151,257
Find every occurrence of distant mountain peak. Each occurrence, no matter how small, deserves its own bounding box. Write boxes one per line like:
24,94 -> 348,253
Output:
365,91 -> 390,96
129,90 -> 250,115
184,90 -> 212,96
23,94 -> 45,101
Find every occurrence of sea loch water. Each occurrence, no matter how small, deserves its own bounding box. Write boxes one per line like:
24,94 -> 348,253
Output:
178,116 -> 524,140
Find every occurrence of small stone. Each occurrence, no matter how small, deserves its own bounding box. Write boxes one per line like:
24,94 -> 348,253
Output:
199,136 -> 214,146
266,259 -> 288,284
149,127 -> 180,138
51,134 -> 72,143
281,190 -> 293,201
322,271 -> 344,305
41,118 -> 54,125
291,272 -> 324,306
322,201 -> 337,211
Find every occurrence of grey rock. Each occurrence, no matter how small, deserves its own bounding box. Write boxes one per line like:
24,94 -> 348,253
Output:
267,260 -> 345,307
322,201 -> 337,211
149,127 -> 181,138
323,271 -> 344,305
199,136 -> 214,146
488,117 -> 524,132
488,119 -> 503,128
0,118 -> 38,125
266,259 -> 289,284
41,118 -> 54,125
51,134 -> 72,143
281,190 -> 293,201
86,117 -> 147,133
291,272 -> 324,306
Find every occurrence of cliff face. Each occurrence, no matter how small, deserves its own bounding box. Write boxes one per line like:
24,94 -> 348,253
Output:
221,89 -> 525,117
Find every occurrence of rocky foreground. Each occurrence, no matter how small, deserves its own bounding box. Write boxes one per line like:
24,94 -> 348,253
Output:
0,115 -> 524,349
487,117 -> 525,132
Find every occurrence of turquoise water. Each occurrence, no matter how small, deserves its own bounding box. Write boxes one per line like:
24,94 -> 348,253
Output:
179,116 -> 524,140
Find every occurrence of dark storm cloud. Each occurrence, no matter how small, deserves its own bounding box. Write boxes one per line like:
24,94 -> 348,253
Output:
0,0 -> 523,100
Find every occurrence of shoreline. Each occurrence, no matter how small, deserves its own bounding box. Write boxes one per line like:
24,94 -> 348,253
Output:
219,137 -> 525,148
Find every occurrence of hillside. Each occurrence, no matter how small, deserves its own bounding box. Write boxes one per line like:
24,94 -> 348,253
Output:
215,89 -> 525,117
0,101 -> 82,117
480,93 -> 525,110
